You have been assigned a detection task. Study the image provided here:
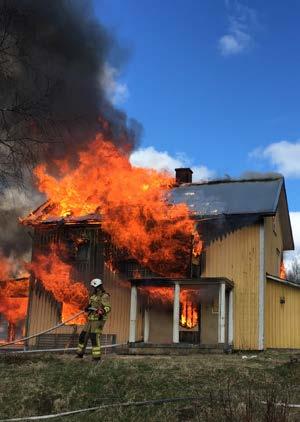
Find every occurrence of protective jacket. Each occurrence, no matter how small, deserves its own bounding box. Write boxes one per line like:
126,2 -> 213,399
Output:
88,291 -> 111,321
76,290 -> 111,359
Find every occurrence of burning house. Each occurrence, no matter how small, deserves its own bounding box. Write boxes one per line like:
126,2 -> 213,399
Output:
1,1 -> 298,353
20,145 -> 300,351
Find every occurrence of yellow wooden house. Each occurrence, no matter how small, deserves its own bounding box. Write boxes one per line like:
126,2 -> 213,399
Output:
171,171 -> 299,350
24,170 -> 300,351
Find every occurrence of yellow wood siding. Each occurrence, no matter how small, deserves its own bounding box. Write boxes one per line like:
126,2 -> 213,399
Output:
266,280 -> 300,348
27,280 -> 60,346
264,214 -> 283,277
27,266 -> 132,345
202,224 -> 260,350
56,272 -> 136,344
102,264 -> 131,343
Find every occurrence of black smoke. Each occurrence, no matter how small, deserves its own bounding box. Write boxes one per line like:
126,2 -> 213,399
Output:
1,0 -> 141,163
0,0 -> 141,267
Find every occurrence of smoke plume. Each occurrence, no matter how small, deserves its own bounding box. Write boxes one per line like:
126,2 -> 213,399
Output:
0,0 -> 141,267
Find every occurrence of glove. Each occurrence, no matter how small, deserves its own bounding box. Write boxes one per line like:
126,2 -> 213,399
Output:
97,308 -> 105,317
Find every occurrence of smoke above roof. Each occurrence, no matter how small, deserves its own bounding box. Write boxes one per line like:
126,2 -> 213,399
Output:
0,0 -> 142,264
1,0 -> 141,165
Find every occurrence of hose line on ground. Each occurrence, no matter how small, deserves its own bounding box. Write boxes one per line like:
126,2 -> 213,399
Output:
0,311 -> 85,348
0,397 -> 200,421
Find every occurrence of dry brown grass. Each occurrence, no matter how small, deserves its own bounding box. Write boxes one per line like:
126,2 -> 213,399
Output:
0,350 -> 299,421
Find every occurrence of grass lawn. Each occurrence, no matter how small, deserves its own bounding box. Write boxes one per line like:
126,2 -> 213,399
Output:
0,350 -> 299,421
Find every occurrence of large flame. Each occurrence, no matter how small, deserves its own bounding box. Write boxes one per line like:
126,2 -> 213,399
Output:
27,245 -> 88,324
32,136 -> 201,277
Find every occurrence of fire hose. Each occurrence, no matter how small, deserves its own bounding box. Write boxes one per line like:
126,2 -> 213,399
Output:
0,397 -> 200,421
0,310 -> 85,348
0,310 -> 126,354
0,398 -> 299,421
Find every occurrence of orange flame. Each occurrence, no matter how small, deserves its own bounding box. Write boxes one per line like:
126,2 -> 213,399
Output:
139,286 -> 199,329
0,253 -> 10,281
0,254 -> 29,326
180,290 -> 198,329
27,245 -> 88,324
139,286 -> 174,305
280,260 -> 287,280
31,136 -> 202,277
1,297 -> 28,325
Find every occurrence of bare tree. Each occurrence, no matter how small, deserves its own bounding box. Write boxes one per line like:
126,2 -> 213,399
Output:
0,2 -> 67,189
287,258 -> 300,284
0,0 -> 141,190
0,1 -> 63,187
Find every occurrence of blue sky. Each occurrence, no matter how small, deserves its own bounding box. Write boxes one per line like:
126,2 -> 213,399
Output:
94,0 -> 300,259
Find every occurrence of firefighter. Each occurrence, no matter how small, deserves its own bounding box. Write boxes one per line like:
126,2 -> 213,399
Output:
76,278 -> 111,360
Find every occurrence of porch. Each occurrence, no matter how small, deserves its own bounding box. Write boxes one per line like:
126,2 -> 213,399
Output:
128,277 -> 234,353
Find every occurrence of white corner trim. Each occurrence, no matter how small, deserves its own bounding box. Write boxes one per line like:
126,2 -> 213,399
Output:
129,284 -> 137,343
258,222 -> 265,350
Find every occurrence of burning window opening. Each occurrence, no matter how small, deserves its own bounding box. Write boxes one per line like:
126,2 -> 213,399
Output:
180,301 -> 198,329
180,289 -> 199,329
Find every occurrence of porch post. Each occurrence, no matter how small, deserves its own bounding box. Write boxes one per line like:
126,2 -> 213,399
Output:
173,281 -> 180,343
218,282 -> 226,344
129,284 -> 137,343
228,289 -> 234,346
144,307 -> 150,343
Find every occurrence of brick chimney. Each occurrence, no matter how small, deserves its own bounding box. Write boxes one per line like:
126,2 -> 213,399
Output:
175,168 -> 193,184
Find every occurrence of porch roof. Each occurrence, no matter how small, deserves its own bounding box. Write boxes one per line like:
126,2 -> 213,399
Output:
129,277 -> 234,289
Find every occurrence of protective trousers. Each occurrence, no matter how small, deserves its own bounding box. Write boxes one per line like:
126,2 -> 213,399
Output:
76,320 -> 104,359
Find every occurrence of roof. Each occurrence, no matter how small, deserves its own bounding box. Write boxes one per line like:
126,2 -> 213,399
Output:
129,277 -> 234,288
170,178 -> 283,217
20,201 -> 102,226
170,177 -> 294,250
267,274 -> 300,289
21,177 -> 294,250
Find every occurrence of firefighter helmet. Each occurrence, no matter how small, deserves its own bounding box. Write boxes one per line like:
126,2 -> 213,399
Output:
90,278 -> 103,288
